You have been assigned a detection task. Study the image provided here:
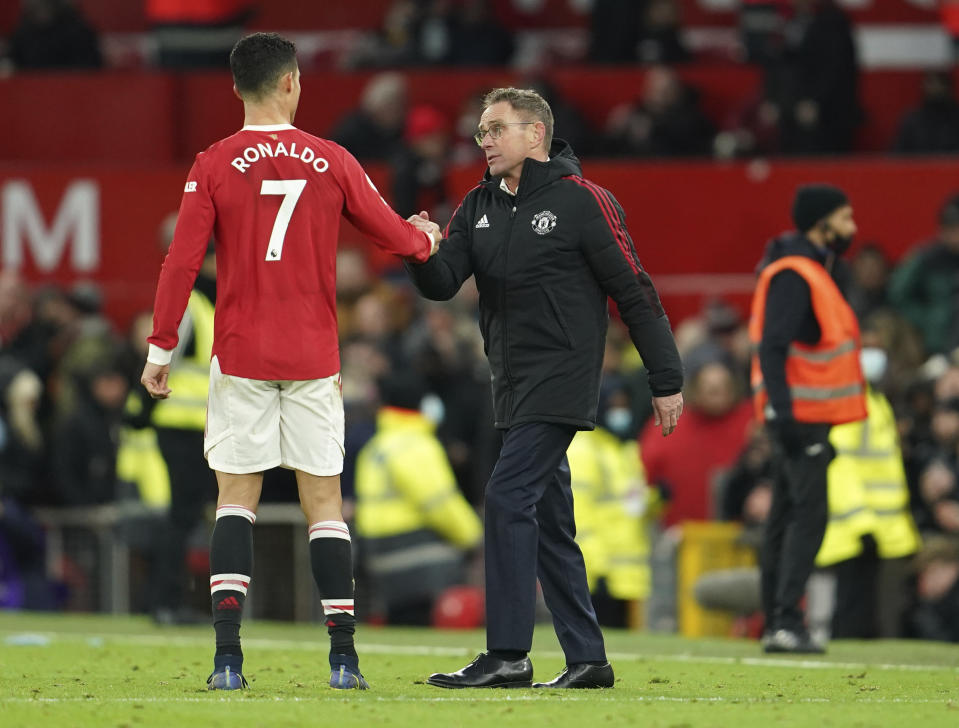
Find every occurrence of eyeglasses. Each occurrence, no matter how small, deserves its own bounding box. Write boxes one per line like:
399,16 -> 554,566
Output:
474,122 -> 536,147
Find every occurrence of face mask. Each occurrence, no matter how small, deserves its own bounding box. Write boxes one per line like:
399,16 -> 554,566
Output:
826,229 -> 854,256
859,347 -> 888,383
604,407 -> 633,437
420,393 -> 445,426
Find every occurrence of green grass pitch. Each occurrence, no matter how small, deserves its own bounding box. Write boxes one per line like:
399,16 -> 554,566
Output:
1,612 -> 957,727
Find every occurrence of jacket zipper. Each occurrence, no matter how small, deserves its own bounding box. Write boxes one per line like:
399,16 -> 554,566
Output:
502,202 -> 518,400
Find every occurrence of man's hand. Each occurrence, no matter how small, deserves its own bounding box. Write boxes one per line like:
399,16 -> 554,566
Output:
769,415 -> 806,457
408,210 -> 442,255
744,483 -> 773,523
652,392 -> 683,436
141,361 -> 172,399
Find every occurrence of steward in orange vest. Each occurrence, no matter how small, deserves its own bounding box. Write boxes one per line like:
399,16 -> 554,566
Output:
749,183 -> 866,655
750,255 -> 867,426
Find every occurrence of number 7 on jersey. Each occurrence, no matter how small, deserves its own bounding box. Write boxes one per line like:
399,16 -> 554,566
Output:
261,179 -> 306,261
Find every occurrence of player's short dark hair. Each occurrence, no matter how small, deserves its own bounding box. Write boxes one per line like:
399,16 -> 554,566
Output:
230,32 -> 297,100
482,87 -> 554,152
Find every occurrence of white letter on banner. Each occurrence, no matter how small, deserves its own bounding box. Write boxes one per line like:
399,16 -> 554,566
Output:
2,180 -> 100,272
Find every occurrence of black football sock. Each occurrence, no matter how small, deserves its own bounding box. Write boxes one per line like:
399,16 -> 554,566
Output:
309,521 -> 357,658
209,505 -> 255,658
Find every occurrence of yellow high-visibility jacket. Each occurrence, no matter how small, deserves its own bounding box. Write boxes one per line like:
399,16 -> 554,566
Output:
568,427 -> 652,601
116,393 -> 171,509
151,289 -> 214,431
816,385 -> 921,567
355,407 -> 481,548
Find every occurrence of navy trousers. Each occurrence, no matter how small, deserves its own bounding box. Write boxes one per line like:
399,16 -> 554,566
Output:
484,422 -> 606,664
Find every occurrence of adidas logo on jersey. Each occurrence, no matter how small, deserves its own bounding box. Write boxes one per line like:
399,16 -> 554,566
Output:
475,214 -> 490,229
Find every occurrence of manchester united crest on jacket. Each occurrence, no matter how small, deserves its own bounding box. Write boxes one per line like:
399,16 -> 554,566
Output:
532,210 -> 557,235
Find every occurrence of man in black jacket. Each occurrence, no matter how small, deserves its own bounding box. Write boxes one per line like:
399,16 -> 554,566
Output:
406,87 -> 684,689
752,184 -> 863,654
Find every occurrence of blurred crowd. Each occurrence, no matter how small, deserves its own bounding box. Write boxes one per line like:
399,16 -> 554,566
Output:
4,1 -> 959,159
4,191 -> 959,640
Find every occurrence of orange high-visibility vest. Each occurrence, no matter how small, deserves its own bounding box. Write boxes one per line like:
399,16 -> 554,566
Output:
749,255 -> 866,425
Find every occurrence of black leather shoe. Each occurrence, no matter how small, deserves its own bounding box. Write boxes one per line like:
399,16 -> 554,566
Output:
533,662 -> 614,689
427,652 -> 533,688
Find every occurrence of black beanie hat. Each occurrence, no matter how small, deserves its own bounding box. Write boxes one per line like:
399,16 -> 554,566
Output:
791,184 -> 849,233
377,372 -> 428,411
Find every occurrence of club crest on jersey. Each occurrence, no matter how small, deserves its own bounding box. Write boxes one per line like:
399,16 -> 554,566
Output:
532,210 -> 557,235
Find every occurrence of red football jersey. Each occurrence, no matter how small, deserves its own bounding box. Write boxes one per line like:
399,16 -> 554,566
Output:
148,124 -> 433,380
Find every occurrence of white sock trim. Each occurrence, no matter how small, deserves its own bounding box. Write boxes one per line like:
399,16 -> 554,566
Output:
210,573 -> 250,595
321,598 -> 355,616
216,505 -> 256,524
309,520 -> 351,542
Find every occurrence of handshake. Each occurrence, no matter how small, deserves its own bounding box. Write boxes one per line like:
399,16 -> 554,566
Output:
408,210 -> 443,256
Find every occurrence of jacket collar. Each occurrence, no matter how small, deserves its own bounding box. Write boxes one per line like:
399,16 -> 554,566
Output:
481,139 -> 582,199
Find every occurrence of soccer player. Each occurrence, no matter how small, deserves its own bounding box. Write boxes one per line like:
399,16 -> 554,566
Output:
140,32 -> 441,691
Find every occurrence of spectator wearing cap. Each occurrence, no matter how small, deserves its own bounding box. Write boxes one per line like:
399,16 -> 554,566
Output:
392,105 -> 452,223
889,194 -> 959,357
749,183 -> 865,653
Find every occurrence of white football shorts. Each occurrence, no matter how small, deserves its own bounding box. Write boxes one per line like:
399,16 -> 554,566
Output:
204,355 -> 345,476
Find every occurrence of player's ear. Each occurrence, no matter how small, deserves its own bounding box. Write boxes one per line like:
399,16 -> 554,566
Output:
233,85 -> 243,102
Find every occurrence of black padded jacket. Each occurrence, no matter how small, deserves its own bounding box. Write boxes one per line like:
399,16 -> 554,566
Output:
406,140 -> 683,430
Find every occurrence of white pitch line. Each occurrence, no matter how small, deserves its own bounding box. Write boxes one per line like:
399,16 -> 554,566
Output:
3,629 -> 958,674
612,652 -> 959,673
0,695 -> 953,705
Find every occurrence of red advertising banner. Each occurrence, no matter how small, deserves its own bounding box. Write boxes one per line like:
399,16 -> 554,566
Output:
4,158 -> 957,332
0,167 -> 184,334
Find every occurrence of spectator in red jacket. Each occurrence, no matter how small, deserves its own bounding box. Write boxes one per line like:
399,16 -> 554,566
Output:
641,357 -> 754,525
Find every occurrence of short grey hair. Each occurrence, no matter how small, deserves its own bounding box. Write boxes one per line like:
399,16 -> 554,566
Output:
483,87 -> 554,152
